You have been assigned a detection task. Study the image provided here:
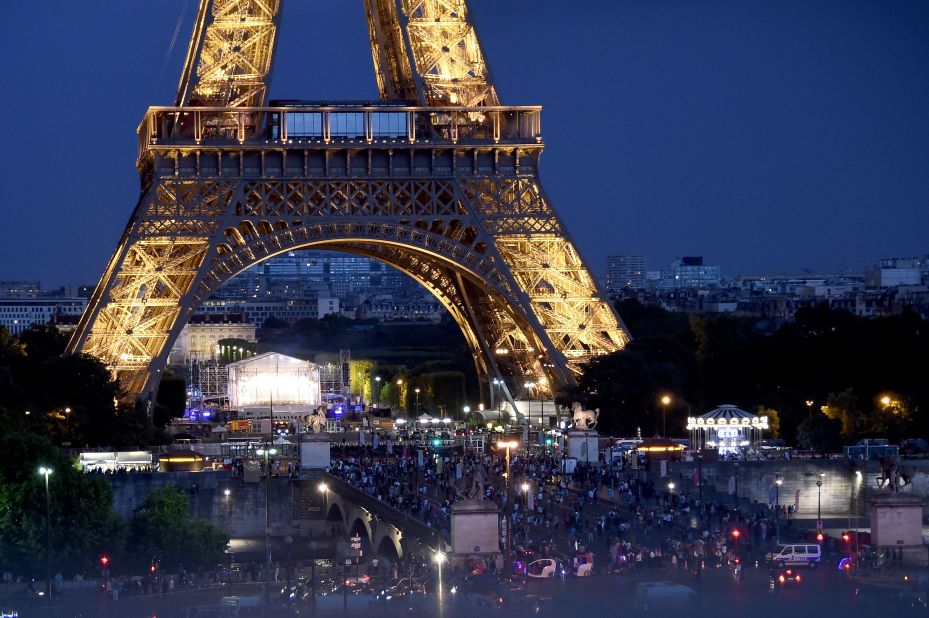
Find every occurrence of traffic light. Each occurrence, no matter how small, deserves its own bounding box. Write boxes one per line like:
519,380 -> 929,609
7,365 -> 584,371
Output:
842,533 -> 850,543
99,556 -> 109,567
150,564 -> 157,574
816,532 -> 824,542
731,529 -> 741,539
431,438 -> 441,447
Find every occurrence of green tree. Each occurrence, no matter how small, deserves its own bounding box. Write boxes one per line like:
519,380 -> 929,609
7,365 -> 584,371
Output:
821,389 -> 862,439
796,412 -> 843,453
0,431 -> 124,577
126,487 -> 228,572
757,407 -> 781,439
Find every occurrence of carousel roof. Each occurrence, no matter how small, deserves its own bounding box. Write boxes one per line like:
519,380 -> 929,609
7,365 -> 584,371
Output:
698,404 -> 756,421
686,404 -> 768,430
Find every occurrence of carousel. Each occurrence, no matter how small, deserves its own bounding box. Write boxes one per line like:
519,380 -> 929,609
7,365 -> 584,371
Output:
686,404 -> 768,455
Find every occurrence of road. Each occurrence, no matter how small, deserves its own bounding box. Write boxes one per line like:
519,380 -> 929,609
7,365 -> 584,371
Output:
6,562 -> 925,618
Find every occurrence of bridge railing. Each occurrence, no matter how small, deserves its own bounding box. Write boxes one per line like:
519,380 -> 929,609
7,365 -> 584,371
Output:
138,105 -> 542,157
321,471 -> 450,553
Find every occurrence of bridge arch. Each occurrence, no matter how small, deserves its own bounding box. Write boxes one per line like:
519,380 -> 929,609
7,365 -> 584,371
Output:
325,502 -> 345,526
373,528 -> 403,561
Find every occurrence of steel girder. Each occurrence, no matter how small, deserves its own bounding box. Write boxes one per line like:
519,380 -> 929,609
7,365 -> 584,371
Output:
69,162 -> 626,400
70,0 -> 630,402
176,0 -> 282,108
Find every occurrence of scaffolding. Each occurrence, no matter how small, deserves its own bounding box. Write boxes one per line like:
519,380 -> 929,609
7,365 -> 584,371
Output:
188,359 -> 229,414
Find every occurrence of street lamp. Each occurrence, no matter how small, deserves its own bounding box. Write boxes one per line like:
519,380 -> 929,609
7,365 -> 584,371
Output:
256,446 -> 278,588
414,388 -> 421,416
497,440 -> 519,574
775,475 -> 783,544
816,472 -> 825,528
660,395 -> 671,437
667,481 -> 675,493
805,400 -> 814,417
524,382 -> 535,454
38,466 -> 53,600
434,551 -> 447,600
318,481 -> 329,514
491,378 -> 503,410
374,376 -> 381,408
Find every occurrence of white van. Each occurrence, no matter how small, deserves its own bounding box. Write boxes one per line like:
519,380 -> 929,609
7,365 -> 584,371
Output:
765,544 -> 821,567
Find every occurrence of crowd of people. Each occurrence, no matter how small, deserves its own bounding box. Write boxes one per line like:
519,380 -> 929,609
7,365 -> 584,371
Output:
327,441 -> 800,580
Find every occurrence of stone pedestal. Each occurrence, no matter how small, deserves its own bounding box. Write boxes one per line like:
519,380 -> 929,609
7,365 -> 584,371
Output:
450,499 -> 501,569
567,429 -> 599,464
870,492 -> 927,566
300,434 -> 331,469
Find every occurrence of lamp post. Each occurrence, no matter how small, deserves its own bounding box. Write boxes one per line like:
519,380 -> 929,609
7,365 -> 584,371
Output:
491,378 -> 502,411
434,550 -> 446,607
660,395 -> 671,437
523,382 -> 535,455
38,466 -> 53,601
733,461 -> 739,508
497,440 -> 518,574
816,472 -> 824,530
414,388 -> 421,416
318,481 -> 329,515
256,446 -> 278,590
374,376 -> 381,408
805,400 -> 813,418
775,475 -> 783,544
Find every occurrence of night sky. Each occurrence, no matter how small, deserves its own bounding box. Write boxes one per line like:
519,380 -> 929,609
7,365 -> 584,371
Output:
1,0 -> 927,287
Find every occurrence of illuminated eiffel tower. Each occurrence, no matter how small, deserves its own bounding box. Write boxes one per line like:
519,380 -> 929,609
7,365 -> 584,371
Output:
68,0 -> 630,403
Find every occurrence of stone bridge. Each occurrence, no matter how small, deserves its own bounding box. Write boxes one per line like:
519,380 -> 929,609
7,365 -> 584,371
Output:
320,472 -> 450,561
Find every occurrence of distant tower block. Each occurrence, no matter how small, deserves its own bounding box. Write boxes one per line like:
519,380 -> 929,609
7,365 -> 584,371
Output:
67,0 -> 631,403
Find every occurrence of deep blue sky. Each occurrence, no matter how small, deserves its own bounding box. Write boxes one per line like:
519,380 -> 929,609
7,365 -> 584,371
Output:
1,0 -> 927,287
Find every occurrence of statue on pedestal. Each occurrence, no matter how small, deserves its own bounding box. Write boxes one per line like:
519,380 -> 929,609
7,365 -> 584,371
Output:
876,455 -> 911,492
307,405 -> 328,434
570,402 -> 600,431
451,463 -> 488,501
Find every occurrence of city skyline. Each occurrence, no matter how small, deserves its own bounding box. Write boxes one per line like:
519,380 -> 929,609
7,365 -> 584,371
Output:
1,0 -> 927,287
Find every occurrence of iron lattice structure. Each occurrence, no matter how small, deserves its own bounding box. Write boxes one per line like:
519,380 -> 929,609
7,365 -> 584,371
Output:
68,0 -> 630,402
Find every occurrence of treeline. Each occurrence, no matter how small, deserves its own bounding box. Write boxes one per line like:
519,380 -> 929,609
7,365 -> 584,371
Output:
572,300 -> 929,446
0,327 -> 229,578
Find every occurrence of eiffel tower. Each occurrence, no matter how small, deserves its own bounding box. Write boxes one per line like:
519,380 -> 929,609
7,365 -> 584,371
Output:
68,0 -> 630,403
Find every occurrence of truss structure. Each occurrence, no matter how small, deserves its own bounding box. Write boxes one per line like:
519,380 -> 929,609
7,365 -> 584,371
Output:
366,0 -> 498,107
189,359 -> 229,404
69,0 -> 630,403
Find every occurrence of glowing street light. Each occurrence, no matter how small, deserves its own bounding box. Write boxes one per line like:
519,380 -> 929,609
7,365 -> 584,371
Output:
414,388 -> 421,415
524,381 -> 536,453
497,440 -> 519,572
660,395 -> 671,437
256,446 -> 278,590
374,376 -> 381,407
775,475 -> 783,543
318,481 -> 330,519
38,466 -> 53,600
